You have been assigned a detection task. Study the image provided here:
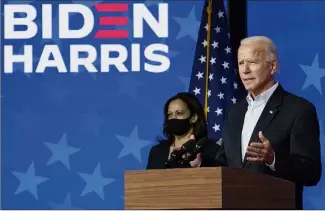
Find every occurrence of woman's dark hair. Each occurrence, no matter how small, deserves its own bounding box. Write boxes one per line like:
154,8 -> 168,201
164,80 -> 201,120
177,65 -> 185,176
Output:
159,92 -> 207,145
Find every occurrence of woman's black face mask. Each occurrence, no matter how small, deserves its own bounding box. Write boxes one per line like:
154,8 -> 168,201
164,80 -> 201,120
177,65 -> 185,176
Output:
166,117 -> 192,136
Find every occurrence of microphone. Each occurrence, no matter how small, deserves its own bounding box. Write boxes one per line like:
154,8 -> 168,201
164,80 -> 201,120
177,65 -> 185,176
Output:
165,138 -> 196,167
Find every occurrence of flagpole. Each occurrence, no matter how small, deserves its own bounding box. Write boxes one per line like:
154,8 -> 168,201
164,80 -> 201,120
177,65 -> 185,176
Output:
204,0 -> 213,120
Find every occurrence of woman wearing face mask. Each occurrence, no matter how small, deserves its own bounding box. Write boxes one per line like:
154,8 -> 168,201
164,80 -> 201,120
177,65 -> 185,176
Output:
146,92 -> 222,169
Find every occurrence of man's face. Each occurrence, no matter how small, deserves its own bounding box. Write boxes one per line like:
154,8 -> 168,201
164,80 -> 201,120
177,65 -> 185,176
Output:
237,43 -> 276,96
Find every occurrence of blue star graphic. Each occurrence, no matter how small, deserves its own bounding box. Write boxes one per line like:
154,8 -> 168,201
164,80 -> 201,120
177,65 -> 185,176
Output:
115,126 -> 152,163
173,7 -> 200,41
78,163 -> 115,201
299,53 -> 325,95
44,133 -> 80,169
12,162 -> 49,199
49,193 -> 80,209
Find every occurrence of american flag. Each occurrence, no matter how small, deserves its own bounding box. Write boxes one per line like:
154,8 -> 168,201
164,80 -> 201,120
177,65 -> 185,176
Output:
189,0 -> 245,143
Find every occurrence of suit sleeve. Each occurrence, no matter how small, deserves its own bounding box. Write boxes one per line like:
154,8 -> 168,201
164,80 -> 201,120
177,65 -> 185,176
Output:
274,103 -> 322,186
201,140 -> 227,167
214,141 -> 228,167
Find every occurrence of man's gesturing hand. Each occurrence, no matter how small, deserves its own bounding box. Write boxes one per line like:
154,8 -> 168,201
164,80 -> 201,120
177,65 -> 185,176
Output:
246,131 -> 274,165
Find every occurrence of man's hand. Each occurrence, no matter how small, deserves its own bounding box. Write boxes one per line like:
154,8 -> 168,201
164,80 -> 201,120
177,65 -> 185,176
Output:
246,131 -> 274,165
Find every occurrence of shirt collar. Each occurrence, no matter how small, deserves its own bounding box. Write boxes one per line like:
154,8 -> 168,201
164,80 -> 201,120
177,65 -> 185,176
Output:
246,82 -> 279,106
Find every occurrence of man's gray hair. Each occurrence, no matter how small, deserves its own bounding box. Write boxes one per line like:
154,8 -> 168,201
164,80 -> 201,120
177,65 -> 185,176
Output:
240,36 -> 278,62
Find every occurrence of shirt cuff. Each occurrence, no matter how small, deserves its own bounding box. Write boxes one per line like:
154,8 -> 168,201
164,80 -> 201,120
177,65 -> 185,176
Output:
266,152 -> 275,171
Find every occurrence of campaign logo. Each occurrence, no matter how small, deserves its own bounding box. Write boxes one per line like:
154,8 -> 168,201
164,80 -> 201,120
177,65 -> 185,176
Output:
3,3 -> 170,74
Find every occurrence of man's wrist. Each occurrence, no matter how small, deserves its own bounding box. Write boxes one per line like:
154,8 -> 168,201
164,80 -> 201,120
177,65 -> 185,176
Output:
266,151 -> 275,171
267,151 -> 275,165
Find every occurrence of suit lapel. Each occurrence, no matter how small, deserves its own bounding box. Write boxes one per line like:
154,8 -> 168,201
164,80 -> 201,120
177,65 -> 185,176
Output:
230,99 -> 248,167
242,84 -> 285,168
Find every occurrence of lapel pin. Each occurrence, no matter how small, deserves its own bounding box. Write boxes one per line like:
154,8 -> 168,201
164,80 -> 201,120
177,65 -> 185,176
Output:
269,110 -> 273,114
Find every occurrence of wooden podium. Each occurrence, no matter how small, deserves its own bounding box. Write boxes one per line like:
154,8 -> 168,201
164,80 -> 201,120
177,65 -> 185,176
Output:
124,167 -> 296,209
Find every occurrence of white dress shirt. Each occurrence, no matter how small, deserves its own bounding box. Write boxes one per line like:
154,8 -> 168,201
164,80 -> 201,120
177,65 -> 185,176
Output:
241,82 -> 278,169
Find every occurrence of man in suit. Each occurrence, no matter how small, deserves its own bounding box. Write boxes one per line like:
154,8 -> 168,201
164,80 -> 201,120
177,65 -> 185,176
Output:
219,36 -> 322,209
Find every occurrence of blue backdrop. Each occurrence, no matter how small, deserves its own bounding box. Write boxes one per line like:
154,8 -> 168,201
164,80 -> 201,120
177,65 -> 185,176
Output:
1,0 -> 324,209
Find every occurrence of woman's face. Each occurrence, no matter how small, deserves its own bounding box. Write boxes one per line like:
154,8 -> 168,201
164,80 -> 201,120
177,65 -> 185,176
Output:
167,99 -> 191,120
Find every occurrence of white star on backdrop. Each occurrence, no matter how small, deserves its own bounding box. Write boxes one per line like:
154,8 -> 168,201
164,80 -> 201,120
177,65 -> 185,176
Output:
115,126 -> 152,163
299,53 -> 325,95
78,163 -> 115,201
44,133 -> 80,170
12,162 -> 49,199
173,6 -> 200,41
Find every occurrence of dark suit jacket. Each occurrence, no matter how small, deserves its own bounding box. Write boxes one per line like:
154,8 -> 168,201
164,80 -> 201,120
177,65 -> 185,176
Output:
146,138 -> 223,169
219,84 -> 322,209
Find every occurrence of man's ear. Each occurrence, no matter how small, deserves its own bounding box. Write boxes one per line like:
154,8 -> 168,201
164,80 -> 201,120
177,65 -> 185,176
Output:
270,59 -> 278,75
